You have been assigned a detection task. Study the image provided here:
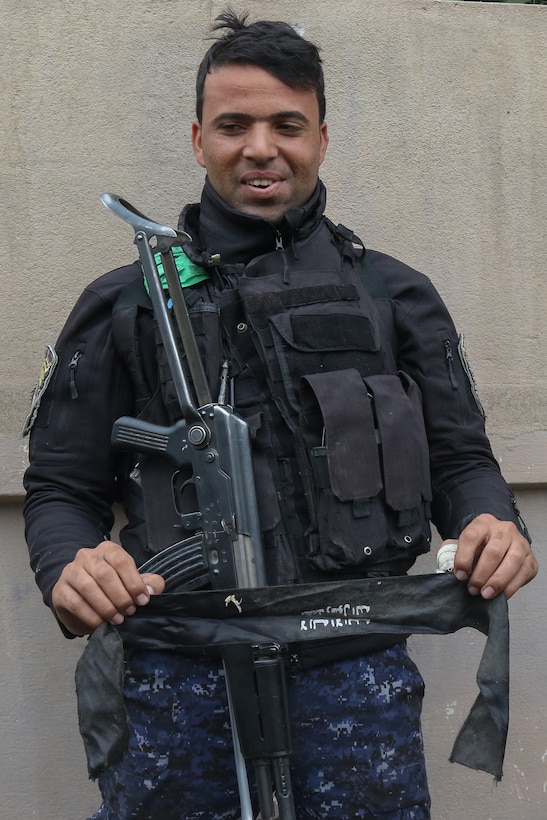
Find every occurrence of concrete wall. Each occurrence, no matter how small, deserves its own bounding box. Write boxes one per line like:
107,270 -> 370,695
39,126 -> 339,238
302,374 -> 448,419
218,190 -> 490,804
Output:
1,1 -> 545,817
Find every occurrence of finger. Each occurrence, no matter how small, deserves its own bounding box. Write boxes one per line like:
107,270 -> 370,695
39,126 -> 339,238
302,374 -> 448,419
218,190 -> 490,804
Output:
453,514 -> 496,580
141,572 -> 166,596
63,563 -> 134,624
53,545 -> 138,626
500,552 -> 538,599
472,547 -> 538,600
78,551 -> 141,614
465,534 -> 511,591
52,577 -> 119,635
81,543 -> 151,610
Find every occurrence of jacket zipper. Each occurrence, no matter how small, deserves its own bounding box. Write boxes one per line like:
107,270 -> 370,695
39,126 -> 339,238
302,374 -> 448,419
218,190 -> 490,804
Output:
68,350 -> 83,399
275,230 -> 291,284
443,340 -> 458,389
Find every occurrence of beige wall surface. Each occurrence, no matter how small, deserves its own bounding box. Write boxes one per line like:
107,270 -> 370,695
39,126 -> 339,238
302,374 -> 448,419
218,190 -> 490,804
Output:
1,1 -> 545,818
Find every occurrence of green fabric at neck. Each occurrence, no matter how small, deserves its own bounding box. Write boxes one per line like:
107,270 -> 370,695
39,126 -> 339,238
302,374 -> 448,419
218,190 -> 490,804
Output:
143,246 -> 209,293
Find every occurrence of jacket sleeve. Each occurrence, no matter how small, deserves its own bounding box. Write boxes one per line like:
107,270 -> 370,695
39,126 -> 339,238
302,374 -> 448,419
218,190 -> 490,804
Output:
23,268 -> 138,615
368,250 -> 528,541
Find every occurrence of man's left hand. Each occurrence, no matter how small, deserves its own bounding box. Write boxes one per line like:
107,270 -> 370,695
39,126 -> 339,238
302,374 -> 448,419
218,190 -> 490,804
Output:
447,514 -> 538,599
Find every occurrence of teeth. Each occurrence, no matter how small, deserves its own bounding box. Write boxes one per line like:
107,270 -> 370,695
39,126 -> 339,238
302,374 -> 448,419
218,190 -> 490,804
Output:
248,179 -> 272,188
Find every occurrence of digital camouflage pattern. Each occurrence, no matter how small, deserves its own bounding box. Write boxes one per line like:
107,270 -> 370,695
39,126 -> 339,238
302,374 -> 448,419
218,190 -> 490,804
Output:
286,643 -> 430,818
88,652 -> 240,820
88,643 -> 430,819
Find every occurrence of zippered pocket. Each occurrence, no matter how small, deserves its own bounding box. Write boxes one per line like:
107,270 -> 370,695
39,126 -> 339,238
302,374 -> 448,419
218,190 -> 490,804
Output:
68,349 -> 84,399
441,333 -> 485,423
443,339 -> 459,390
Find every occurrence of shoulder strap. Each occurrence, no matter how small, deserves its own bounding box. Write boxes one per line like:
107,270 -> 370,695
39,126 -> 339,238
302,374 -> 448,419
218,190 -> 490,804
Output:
359,250 -> 392,300
111,276 -> 154,413
113,273 -> 152,310
327,219 -> 392,300
328,220 -> 397,364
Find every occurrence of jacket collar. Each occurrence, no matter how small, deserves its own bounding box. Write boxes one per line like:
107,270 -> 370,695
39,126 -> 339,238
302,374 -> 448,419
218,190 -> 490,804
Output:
178,177 -> 327,266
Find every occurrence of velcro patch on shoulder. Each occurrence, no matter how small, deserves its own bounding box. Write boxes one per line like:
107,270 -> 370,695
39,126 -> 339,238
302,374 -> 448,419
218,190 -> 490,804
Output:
21,344 -> 59,436
458,333 -> 485,418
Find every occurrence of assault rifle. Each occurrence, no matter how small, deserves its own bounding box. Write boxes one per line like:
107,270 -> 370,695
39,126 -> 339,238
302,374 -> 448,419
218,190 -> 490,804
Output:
100,194 -> 295,820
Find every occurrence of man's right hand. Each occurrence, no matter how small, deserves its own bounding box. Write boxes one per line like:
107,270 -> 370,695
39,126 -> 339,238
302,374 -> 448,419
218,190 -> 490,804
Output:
51,540 -> 165,636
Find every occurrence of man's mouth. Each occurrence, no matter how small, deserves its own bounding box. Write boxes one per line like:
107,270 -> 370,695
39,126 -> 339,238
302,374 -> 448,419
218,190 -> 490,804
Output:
247,179 -> 274,188
241,171 -> 283,192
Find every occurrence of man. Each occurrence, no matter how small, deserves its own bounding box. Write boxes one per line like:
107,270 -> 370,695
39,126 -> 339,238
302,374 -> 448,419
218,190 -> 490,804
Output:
23,10 -> 537,819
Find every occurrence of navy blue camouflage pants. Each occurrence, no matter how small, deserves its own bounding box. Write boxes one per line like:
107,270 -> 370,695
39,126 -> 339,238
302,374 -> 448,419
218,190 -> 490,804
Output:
89,642 -> 430,819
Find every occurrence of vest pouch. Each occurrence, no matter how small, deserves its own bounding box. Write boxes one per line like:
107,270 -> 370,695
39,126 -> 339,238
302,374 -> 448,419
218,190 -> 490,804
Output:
366,371 -> 432,561
268,301 -> 381,414
238,270 -> 383,417
300,369 -> 431,573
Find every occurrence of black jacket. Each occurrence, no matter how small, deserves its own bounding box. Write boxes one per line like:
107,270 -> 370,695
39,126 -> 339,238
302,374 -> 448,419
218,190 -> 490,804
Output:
23,180 -> 525,645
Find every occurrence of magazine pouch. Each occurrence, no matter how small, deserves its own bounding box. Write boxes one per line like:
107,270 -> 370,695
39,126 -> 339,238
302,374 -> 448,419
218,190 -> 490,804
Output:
300,369 -> 432,571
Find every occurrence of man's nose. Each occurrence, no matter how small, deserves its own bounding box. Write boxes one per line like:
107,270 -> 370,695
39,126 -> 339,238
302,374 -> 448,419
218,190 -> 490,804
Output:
242,124 -> 278,162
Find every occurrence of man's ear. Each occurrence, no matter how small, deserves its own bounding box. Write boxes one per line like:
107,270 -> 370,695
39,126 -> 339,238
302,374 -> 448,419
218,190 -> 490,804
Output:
191,120 -> 206,168
319,121 -> 329,165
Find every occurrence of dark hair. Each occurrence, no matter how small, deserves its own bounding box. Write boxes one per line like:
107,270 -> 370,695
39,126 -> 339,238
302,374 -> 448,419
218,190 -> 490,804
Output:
195,9 -> 325,123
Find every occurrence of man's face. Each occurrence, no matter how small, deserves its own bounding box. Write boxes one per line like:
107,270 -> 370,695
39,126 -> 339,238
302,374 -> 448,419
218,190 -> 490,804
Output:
192,63 -> 329,225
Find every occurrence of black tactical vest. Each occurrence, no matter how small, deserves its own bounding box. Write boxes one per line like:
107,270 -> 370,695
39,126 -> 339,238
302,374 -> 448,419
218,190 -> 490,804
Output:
112,221 -> 432,586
